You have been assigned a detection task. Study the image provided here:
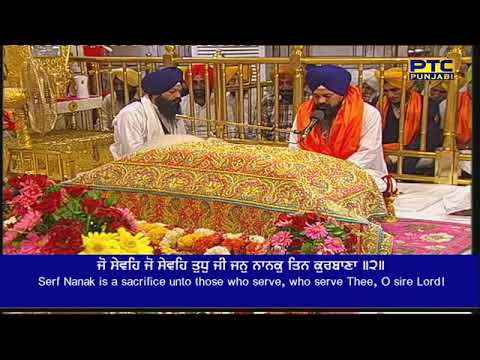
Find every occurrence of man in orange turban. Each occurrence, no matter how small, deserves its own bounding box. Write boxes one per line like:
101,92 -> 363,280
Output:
377,67 -> 443,175
181,64 -> 234,138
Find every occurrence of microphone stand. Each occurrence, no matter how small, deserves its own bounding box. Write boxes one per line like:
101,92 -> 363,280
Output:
291,116 -> 321,146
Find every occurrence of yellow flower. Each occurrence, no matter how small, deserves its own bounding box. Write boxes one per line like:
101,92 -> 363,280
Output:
138,222 -> 167,233
162,228 -> 185,248
138,222 -> 158,232
147,227 -> 168,244
160,247 -> 179,254
176,233 -> 205,250
80,232 -> 124,255
117,227 -> 154,254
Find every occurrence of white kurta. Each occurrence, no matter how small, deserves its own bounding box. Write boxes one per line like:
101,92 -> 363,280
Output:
99,92 -> 140,131
110,95 -> 186,160
289,102 -> 389,192
227,89 -> 258,138
181,95 -> 235,138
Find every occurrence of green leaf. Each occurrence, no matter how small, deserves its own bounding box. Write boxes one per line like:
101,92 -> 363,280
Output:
105,194 -> 119,207
54,206 -> 71,219
46,185 -> 61,193
300,242 -> 315,254
85,191 -> 101,200
66,198 -> 82,213
312,240 -> 324,247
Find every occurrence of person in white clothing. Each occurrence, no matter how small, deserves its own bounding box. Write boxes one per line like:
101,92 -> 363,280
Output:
110,67 -> 187,160
289,64 -> 391,193
99,68 -> 140,131
181,64 -> 222,138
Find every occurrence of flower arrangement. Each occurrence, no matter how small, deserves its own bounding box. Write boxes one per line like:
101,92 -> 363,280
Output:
270,212 -> 367,255
3,175 -> 144,255
3,175 -> 366,255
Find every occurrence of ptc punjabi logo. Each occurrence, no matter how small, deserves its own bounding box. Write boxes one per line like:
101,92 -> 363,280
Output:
409,58 -> 455,80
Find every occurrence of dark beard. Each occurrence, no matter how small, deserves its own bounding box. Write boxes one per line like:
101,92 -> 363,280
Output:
316,103 -> 341,134
280,90 -> 293,104
154,97 -> 179,128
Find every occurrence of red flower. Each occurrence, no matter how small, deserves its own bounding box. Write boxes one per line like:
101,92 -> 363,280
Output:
64,186 -> 88,198
221,238 -> 249,255
95,207 -> 122,219
3,187 -> 18,202
30,175 -> 54,190
8,175 -> 52,190
108,219 -> 133,233
32,190 -> 64,214
290,216 -> 308,231
43,219 -> 84,255
81,198 -> 105,214
285,213 -> 320,231
304,212 -> 319,225
92,207 -> 135,233
277,214 -> 292,223
8,176 -> 26,189
343,234 -> 359,253
191,234 -> 224,254
289,238 -> 305,250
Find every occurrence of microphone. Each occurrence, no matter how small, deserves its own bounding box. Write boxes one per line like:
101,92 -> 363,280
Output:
301,110 -> 325,139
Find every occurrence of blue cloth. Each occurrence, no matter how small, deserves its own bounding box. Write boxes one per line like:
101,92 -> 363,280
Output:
142,67 -> 183,95
305,65 -> 351,95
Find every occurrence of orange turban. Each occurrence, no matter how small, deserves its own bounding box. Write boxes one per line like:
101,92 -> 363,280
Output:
270,64 -> 295,80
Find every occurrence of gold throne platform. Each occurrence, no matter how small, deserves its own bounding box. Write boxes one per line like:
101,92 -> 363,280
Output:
3,45 -> 114,181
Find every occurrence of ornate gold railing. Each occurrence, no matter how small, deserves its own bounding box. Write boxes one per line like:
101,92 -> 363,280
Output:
68,45 -> 472,185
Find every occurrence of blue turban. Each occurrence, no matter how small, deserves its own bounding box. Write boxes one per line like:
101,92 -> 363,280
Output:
142,67 -> 183,95
305,65 -> 351,96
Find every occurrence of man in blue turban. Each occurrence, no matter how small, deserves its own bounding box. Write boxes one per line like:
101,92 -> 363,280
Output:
289,64 -> 392,193
110,67 -> 188,159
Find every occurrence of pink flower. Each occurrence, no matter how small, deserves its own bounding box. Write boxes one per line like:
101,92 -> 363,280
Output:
304,222 -> 328,240
117,207 -> 139,233
3,230 -> 19,246
324,237 -> 347,254
16,210 -> 42,232
3,210 -> 43,245
3,243 -> 20,255
20,233 -> 49,255
270,231 -> 293,247
8,183 -> 43,215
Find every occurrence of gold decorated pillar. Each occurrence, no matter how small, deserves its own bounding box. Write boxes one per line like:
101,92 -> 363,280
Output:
4,88 -> 32,149
213,49 -> 227,138
290,45 -> 305,114
435,46 -> 463,184
3,46 -> 33,149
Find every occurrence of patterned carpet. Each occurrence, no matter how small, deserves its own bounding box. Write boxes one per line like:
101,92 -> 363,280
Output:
382,218 -> 472,255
